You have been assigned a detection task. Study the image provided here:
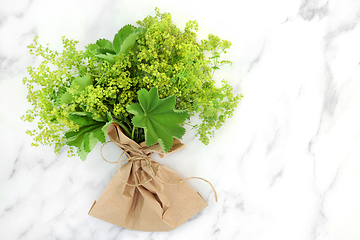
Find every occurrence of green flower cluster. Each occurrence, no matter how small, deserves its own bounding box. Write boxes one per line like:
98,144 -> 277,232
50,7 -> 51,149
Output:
22,36 -> 85,155
22,8 -> 242,158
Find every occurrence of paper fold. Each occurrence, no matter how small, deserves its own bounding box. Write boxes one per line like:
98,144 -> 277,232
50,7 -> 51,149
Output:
88,123 -> 208,231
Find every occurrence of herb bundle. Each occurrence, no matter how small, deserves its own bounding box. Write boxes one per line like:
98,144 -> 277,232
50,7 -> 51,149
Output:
22,8 -> 242,160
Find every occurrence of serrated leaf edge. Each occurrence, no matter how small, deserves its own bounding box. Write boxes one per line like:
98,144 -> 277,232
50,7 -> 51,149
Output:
96,38 -> 113,50
120,31 -> 142,54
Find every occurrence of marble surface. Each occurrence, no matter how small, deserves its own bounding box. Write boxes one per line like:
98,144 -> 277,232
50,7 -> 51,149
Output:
1,0 -> 360,239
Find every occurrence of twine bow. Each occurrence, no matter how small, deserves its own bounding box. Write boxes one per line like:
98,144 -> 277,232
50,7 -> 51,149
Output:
100,141 -> 218,202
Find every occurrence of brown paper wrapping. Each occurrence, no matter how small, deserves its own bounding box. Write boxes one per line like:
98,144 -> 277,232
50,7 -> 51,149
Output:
88,123 -> 208,231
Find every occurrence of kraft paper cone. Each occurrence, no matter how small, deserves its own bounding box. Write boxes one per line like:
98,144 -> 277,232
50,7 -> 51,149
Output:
88,123 -> 208,231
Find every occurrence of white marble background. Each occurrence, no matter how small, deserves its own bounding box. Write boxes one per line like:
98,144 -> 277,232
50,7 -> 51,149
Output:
1,0 -> 360,239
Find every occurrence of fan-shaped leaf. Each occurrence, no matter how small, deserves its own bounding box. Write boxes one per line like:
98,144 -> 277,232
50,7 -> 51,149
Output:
64,112 -> 112,160
126,87 -> 188,152
96,39 -> 113,50
113,24 -> 136,54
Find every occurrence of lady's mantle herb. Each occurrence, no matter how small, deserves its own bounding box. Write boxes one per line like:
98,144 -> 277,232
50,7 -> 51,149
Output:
22,8 -> 242,159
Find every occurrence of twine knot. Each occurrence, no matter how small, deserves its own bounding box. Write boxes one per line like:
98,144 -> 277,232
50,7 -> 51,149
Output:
100,140 -> 218,202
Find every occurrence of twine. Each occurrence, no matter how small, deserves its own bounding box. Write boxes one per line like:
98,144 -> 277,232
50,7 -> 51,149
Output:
100,141 -> 218,202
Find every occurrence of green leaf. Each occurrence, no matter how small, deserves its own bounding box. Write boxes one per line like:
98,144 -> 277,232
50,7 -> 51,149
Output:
64,111 -> 113,160
96,48 -> 116,55
92,127 -> 106,143
106,111 -> 112,122
52,86 -> 68,106
64,110 -> 114,160
56,75 -> 92,106
83,132 -> 91,152
95,53 -> 116,63
58,92 -> 74,105
126,87 -> 188,152
77,131 -> 102,161
113,24 -> 136,54
93,25 -> 143,64
86,43 -> 99,51
77,145 -> 88,161
83,132 -> 98,153
85,43 -> 99,56
120,31 -> 142,54
71,74 -> 92,91
68,112 -> 99,126
70,111 -> 88,117
96,39 -> 113,50
65,124 -> 103,147
84,43 -> 100,58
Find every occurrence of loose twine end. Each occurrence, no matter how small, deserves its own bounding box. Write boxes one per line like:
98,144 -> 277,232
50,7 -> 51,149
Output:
100,141 -> 218,202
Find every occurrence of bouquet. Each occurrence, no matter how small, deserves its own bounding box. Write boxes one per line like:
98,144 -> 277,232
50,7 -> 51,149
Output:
22,8 -> 242,231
